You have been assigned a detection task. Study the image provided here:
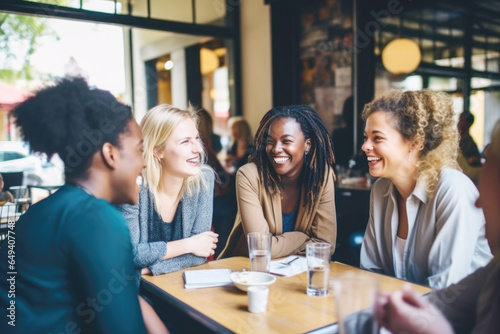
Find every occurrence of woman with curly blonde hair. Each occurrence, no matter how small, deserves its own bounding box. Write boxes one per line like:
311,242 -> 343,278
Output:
119,104 -> 218,281
360,89 -> 492,289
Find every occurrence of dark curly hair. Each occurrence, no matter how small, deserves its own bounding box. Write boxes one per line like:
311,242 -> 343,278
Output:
11,77 -> 133,180
250,105 -> 336,212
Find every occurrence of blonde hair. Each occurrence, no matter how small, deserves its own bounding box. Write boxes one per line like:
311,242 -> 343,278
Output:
362,89 -> 460,198
140,104 -> 211,212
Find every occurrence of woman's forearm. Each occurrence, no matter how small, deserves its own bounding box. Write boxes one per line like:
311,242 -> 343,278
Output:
161,238 -> 192,260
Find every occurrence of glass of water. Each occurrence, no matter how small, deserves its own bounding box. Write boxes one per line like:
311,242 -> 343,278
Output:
247,232 -> 272,272
306,243 -> 332,296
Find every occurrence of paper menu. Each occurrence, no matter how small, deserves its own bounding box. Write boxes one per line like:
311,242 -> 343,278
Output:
183,268 -> 233,289
270,256 -> 307,277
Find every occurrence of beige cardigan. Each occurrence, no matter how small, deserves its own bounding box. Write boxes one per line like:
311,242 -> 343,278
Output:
219,162 -> 337,259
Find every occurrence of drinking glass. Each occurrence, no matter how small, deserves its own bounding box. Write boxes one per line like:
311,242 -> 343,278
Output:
332,271 -> 378,334
247,232 -> 272,272
306,243 -> 331,296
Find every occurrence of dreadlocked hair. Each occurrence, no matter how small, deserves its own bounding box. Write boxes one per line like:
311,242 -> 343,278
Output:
249,105 -> 336,213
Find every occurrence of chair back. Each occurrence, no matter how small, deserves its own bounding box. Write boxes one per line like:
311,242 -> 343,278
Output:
2,171 -> 24,191
0,199 -> 31,242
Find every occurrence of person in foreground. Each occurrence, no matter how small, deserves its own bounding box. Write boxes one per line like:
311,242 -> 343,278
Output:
0,77 -> 167,333
119,104 -> 217,280
360,89 -> 492,289
374,118 -> 500,334
219,105 -> 337,258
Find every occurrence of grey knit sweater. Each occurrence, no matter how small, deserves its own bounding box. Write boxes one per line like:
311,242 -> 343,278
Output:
118,169 -> 214,281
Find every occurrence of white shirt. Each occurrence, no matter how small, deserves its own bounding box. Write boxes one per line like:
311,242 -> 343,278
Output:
393,236 -> 406,279
360,168 -> 492,289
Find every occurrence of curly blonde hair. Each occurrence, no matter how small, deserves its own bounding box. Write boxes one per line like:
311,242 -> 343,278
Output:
140,104 -> 211,213
362,89 -> 460,197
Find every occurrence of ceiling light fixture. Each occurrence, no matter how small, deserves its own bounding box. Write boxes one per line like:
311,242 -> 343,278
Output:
381,37 -> 422,75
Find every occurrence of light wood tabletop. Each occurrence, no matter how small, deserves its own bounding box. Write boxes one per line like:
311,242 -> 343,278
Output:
141,257 -> 431,334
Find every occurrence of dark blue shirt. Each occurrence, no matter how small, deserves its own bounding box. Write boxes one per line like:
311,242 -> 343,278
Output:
282,208 -> 298,233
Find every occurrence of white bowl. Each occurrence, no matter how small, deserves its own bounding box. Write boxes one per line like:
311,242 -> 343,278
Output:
230,271 -> 276,292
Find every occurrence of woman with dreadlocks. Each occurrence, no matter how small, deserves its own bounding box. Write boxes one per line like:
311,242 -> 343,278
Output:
218,105 -> 337,258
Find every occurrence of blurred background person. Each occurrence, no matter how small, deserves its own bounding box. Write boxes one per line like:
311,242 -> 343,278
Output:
0,173 -> 14,205
197,108 -> 222,155
332,95 -> 355,168
197,108 -> 237,257
457,110 -> 483,185
225,117 -> 253,172
458,110 -> 482,167
332,95 -> 368,178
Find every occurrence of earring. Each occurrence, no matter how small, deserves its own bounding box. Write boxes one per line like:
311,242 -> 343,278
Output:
305,150 -> 309,156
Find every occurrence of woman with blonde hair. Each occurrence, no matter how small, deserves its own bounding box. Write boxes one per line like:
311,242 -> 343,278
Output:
360,89 -> 492,289
119,104 -> 218,280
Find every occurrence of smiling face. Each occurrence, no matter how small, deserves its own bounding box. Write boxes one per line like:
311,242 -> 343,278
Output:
157,117 -> 203,179
361,110 -> 416,181
265,117 -> 311,179
114,119 -> 146,205
475,146 -> 500,253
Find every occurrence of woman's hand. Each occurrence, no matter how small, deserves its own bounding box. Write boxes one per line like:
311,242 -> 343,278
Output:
141,267 -> 152,275
189,231 -> 219,257
375,285 -> 453,334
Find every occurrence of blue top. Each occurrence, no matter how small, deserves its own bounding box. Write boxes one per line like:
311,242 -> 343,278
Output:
0,185 -> 146,333
282,208 -> 298,233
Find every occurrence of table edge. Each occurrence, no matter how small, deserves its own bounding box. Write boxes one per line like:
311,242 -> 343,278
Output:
141,277 -> 235,334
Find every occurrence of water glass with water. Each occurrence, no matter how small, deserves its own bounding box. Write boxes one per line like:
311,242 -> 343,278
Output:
306,243 -> 331,296
247,232 -> 272,272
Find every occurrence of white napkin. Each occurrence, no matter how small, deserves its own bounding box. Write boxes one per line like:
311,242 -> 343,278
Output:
270,256 -> 307,277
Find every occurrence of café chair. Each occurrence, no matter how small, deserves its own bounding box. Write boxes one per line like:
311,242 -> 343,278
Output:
0,192 -> 31,242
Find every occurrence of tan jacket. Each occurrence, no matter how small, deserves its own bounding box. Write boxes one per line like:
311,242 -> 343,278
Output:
219,162 -> 337,259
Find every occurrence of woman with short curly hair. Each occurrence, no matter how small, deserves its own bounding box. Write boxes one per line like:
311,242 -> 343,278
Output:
360,89 -> 492,289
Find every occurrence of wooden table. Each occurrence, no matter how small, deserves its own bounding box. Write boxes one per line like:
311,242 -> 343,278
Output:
141,257 -> 431,334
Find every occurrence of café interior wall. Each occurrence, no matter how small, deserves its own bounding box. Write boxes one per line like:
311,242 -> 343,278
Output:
122,0 -> 273,129
123,0 -> 226,121
240,0 -> 273,135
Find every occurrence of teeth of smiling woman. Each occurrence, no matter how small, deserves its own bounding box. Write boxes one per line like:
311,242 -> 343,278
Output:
274,157 -> 289,163
367,157 -> 381,162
